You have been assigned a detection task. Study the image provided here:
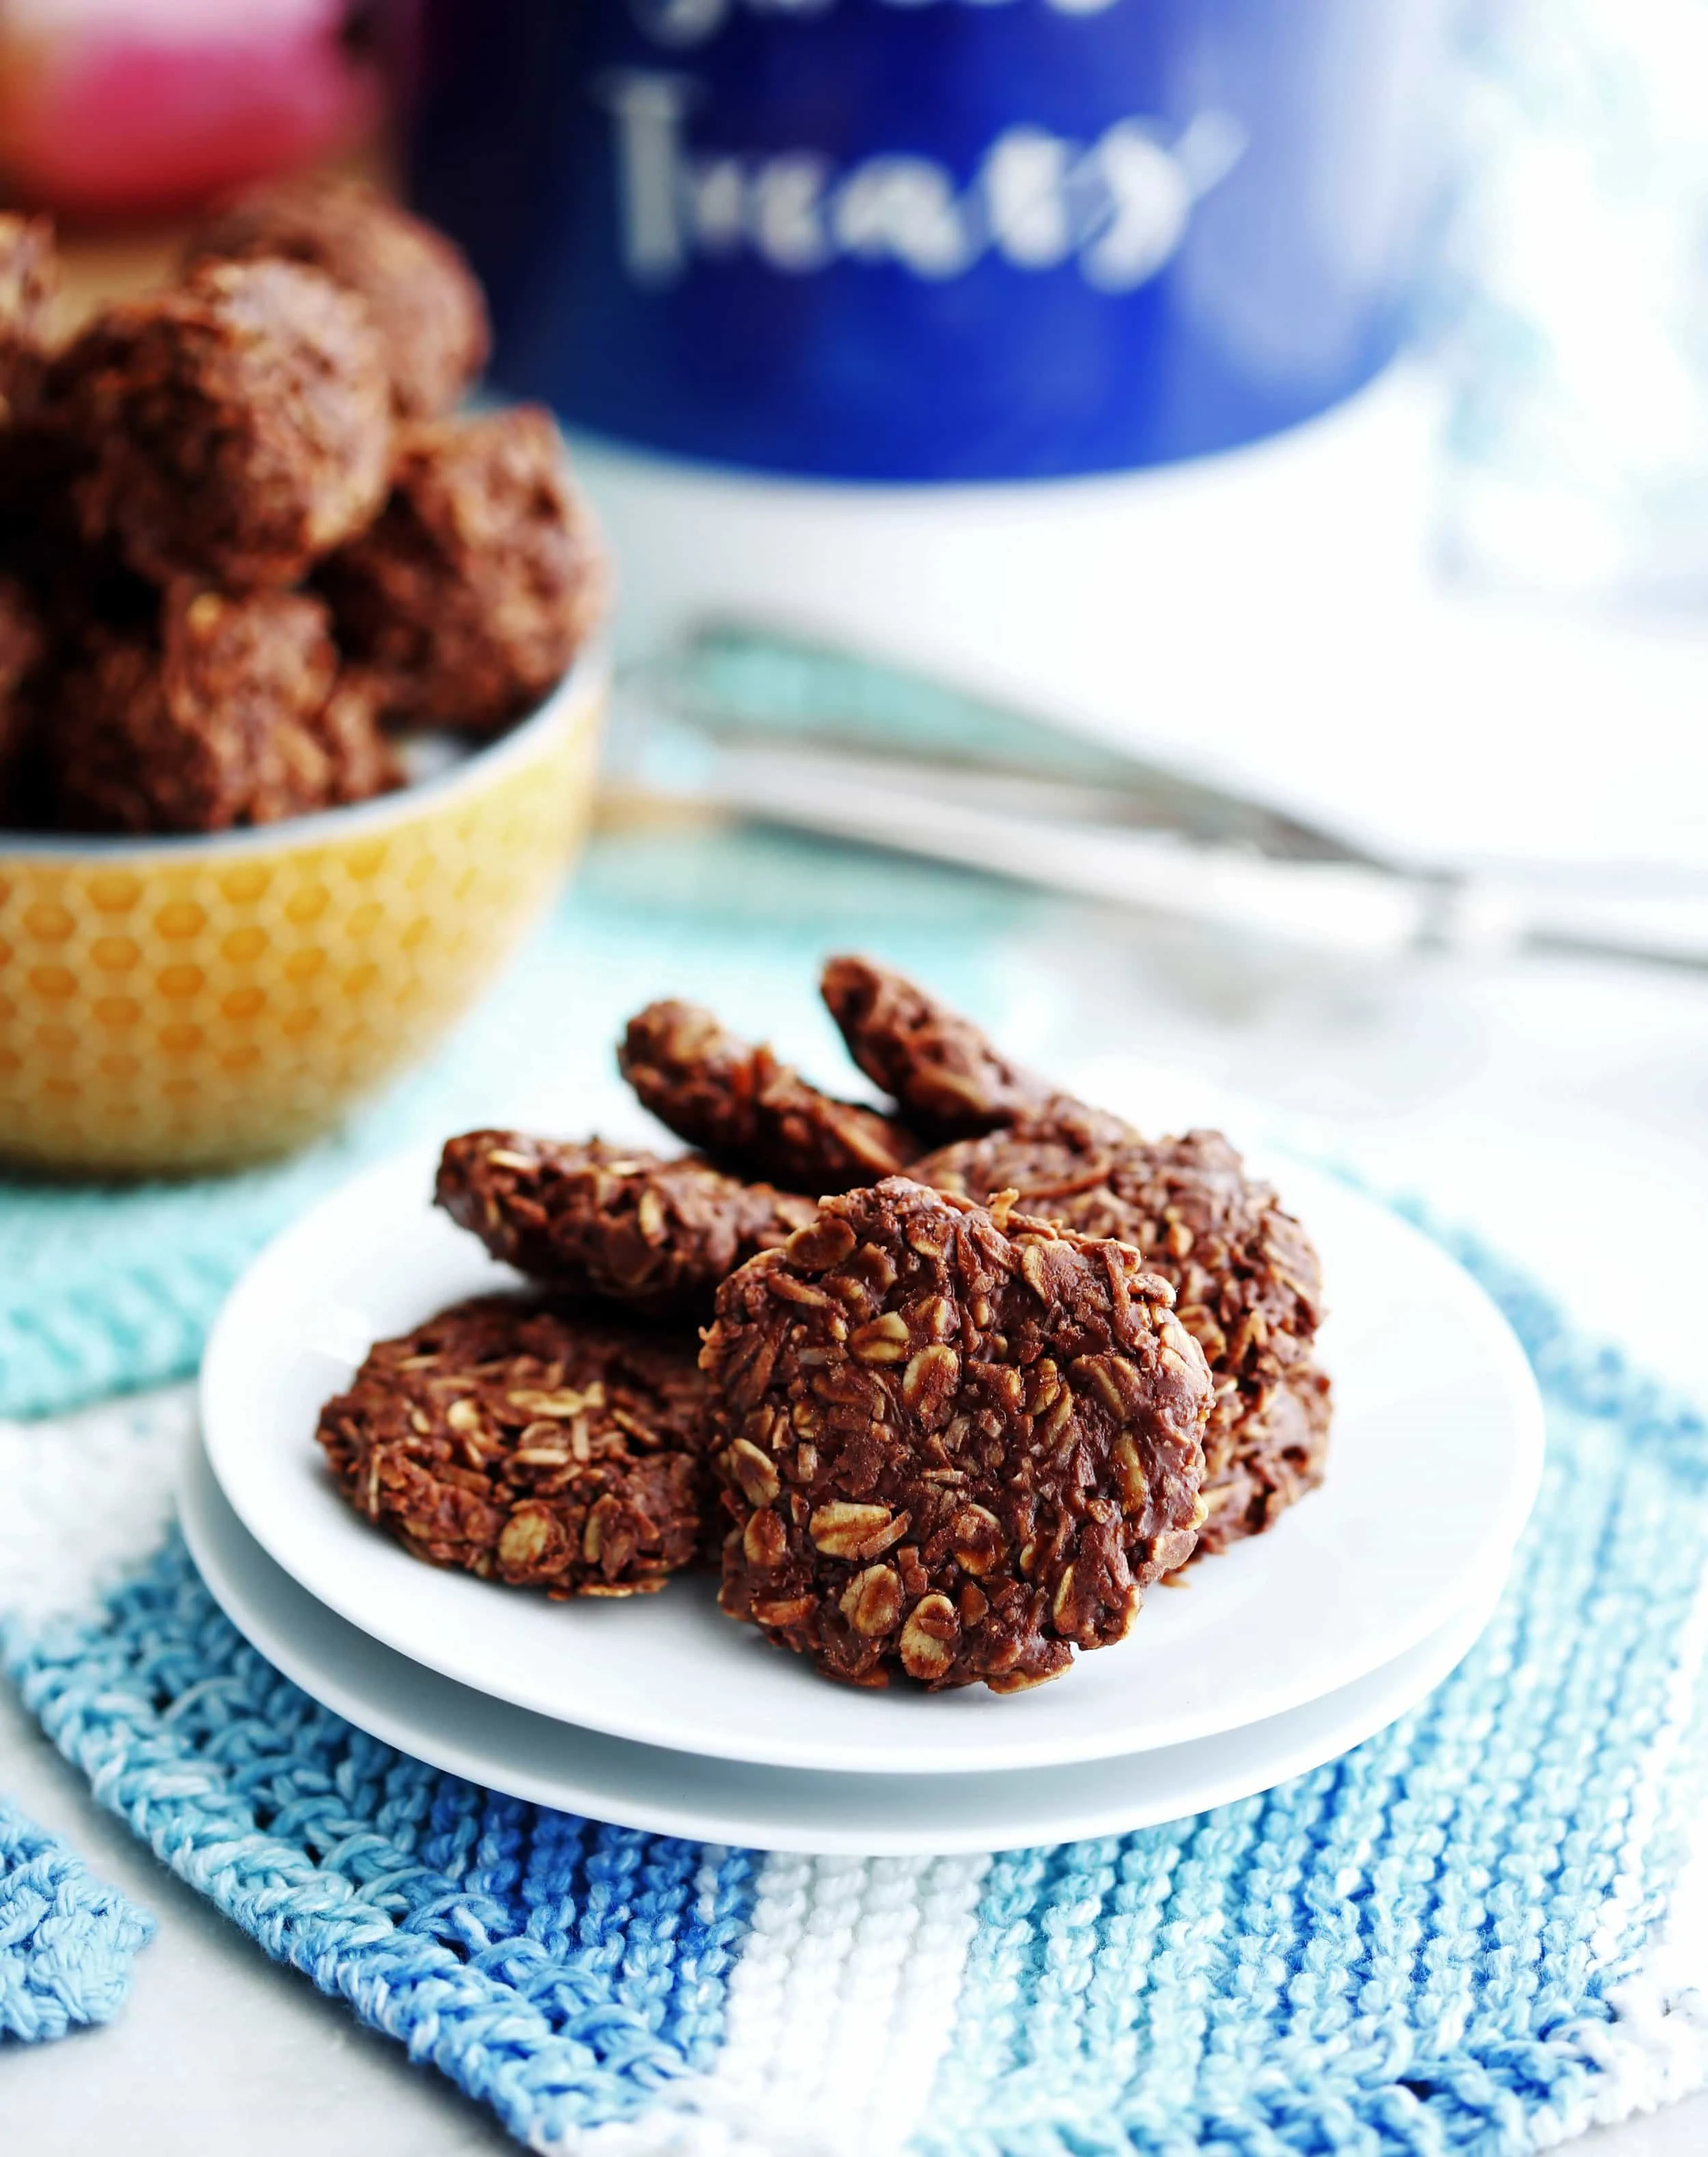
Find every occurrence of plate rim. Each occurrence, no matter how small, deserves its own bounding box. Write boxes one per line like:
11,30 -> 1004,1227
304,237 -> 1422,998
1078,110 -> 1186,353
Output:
178,1426 -> 1508,1858
199,1140 -> 1546,1774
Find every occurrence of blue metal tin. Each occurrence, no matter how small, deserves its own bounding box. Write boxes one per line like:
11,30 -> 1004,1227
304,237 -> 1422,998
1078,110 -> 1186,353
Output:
407,0 -> 1447,483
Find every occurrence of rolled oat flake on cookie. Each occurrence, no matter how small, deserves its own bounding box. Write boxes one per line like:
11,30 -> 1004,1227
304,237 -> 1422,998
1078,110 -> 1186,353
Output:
703,1175 -> 1212,1692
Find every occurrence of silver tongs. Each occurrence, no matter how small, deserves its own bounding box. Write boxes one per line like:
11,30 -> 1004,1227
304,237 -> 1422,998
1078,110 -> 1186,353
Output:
608,621 -> 1708,970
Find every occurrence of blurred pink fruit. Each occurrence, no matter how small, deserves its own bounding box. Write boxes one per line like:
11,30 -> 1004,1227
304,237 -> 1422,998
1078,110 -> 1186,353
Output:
0,0 -> 386,218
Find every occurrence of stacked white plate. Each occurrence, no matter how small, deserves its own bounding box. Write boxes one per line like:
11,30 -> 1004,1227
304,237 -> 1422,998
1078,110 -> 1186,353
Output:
186,1143 -> 1545,1855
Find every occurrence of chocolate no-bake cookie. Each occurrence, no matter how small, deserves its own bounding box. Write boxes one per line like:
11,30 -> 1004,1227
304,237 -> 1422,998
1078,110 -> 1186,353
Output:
916,1124 -> 1328,1554
46,581 -> 397,834
821,953 -> 1099,1142
320,407 -> 603,733
0,212 -> 55,424
0,574 -> 44,821
55,257 -> 391,589
187,174 -> 488,421
1204,1358 -> 1332,1553
703,1177 -> 1212,1691
305,664 -> 403,810
0,394 -> 109,623
0,221 -> 92,615
437,1131 -> 816,1317
317,1294 -> 710,1596
620,999 -> 920,1194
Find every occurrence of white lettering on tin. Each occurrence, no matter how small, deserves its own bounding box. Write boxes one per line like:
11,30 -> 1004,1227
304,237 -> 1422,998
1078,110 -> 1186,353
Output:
595,70 -> 1245,291
752,154 -> 836,271
601,70 -> 700,281
831,156 -> 978,278
983,128 -> 1076,269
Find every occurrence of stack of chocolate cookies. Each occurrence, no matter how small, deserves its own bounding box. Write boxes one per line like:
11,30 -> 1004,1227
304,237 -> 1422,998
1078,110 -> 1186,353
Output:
320,959 -> 1331,1697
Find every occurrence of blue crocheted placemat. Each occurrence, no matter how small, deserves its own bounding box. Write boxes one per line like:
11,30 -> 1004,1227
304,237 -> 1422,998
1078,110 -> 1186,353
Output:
8,1238 -> 1708,2149
5,823 -> 1708,2148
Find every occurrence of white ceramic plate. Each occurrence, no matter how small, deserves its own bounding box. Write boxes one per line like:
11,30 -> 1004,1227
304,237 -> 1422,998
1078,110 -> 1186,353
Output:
180,1427 -> 1509,1856
201,1142 -> 1543,1775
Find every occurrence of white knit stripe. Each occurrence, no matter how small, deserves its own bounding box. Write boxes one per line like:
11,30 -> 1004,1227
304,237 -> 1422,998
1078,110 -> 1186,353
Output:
829,1854 -> 993,2147
564,1850 -> 992,2157
1557,1813 -> 1708,2138
0,1384 -> 192,1628
1535,1570 -> 1708,2139
738,1854 -> 868,2129
1535,1543 -> 1708,2142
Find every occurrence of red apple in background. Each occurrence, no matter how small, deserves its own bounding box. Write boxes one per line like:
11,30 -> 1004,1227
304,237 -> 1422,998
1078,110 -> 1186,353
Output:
0,0 -> 387,219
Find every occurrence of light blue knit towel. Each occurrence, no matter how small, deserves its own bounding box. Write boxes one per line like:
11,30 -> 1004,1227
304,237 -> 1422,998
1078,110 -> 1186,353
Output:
0,1798 -> 152,2042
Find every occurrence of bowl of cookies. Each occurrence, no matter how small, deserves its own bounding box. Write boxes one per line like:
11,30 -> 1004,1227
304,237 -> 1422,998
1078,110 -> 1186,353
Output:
0,178 -> 607,1175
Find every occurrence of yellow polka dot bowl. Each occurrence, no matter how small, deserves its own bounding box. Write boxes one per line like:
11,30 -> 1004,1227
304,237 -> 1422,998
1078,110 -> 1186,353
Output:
0,648 -> 606,1174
